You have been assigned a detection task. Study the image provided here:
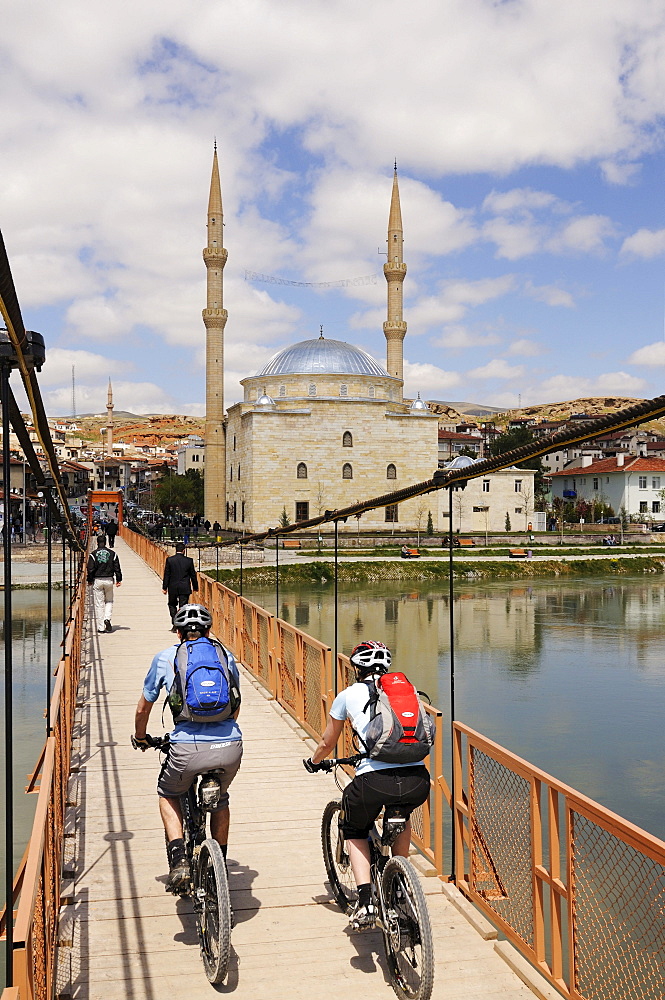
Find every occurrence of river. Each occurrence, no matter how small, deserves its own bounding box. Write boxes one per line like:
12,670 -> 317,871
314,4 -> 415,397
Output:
243,574 -> 665,843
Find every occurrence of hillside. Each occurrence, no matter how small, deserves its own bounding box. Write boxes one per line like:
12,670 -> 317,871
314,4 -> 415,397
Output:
71,413 -> 205,447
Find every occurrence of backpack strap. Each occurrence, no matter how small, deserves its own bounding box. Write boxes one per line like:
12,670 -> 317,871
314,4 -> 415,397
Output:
361,676 -> 379,716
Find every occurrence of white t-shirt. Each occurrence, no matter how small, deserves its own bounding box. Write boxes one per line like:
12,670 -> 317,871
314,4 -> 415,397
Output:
330,678 -> 425,776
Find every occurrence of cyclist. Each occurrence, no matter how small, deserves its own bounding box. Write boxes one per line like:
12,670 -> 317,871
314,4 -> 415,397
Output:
306,641 -> 430,928
132,604 -> 243,892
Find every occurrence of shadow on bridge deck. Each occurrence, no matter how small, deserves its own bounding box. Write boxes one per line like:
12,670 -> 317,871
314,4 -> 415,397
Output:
58,537 -> 541,1000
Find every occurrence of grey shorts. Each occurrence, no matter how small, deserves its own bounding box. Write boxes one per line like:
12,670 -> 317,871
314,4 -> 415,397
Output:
157,739 -> 243,809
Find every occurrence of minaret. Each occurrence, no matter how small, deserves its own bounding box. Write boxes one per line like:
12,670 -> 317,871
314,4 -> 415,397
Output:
106,378 -> 114,454
203,143 -> 228,525
383,165 -> 407,398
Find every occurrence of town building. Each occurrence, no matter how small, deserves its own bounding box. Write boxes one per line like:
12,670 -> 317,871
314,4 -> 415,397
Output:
177,435 -> 205,475
550,455 -> 665,521
441,456 -> 537,534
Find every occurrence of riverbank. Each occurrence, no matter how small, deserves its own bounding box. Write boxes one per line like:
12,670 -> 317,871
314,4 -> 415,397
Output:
208,554 -> 665,586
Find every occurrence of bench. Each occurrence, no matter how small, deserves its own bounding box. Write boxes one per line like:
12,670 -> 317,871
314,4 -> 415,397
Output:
401,548 -> 420,559
509,548 -> 527,558
458,538 -> 475,547
281,538 -> 302,549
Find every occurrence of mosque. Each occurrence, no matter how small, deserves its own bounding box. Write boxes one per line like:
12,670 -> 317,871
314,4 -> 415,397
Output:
202,148 -> 439,533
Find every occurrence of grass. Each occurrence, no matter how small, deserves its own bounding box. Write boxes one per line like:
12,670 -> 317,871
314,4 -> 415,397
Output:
207,555 -> 665,587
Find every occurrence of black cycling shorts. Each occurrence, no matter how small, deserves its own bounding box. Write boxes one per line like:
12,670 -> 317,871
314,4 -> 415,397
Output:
340,765 -> 430,840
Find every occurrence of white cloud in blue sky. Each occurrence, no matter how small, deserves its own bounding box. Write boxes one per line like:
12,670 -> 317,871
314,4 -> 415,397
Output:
1,0 -> 665,415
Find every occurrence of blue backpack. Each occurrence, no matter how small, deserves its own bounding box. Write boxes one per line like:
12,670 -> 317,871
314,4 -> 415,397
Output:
168,637 -> 241,724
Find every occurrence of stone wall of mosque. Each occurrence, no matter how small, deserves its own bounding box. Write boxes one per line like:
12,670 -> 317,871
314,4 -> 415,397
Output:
225,395 -> 439,533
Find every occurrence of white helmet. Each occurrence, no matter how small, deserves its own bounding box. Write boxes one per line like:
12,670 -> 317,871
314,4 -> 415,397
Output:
173,604 -> 212,632
349,640 -> 391,677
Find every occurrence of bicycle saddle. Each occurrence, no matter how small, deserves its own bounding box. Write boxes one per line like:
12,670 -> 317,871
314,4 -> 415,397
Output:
381,806 -> 409,846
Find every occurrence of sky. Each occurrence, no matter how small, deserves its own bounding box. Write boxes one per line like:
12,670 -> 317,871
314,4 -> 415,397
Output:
1,0 -> 665,418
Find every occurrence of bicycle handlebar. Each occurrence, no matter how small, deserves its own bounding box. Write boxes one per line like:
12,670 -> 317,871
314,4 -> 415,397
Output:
303,754 -> 363,773
131,733 -> 170,751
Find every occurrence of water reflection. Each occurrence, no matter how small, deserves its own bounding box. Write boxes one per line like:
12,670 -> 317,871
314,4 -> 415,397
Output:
0,589 -> 64,875
244,576 -> 665,841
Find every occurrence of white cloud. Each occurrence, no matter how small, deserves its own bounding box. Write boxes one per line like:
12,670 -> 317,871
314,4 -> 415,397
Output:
538,371 -> 647,399
621,228 -> 665,258
42,380 -> 182,416
547,215 -> 616,254
523,282 -> 575,308
1,0 -> 664,416
403,360 -> 461,398
38,348 -> 131,387
467,359 -> 526,380
507,339 -> 544,357
628,341 -> 665,365
431,325 -> 501,350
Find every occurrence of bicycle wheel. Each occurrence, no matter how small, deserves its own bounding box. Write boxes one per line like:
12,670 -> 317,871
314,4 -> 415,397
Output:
321,800 -> 357,913
195,838 -> 231,984
381,856 -> 434,1000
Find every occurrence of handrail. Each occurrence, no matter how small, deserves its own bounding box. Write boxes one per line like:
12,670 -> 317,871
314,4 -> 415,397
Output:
0,547 -> 88,1000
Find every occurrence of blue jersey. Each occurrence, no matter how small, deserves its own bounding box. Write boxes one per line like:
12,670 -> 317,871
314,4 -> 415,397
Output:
143,641 -> 242,744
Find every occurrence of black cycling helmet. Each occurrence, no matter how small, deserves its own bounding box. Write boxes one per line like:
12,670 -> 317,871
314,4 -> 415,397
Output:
173,604 -> 212,633
349,640 -> 391,678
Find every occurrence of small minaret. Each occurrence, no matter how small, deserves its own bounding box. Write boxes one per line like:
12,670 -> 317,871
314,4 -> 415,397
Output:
203,143 -> 228,525
383,165 -> 407,397
106,378 -> 114,454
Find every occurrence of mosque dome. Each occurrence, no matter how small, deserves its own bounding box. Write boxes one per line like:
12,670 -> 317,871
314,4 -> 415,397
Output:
410,393 -> 429,413
256,388 -> 275,407
256,337 -> 391,379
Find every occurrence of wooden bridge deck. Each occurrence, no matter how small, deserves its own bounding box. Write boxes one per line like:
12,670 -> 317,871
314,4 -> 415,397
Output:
60,537 -> 541,1000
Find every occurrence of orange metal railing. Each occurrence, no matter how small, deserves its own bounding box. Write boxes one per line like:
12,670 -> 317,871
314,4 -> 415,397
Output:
124,527 -> 665,998
453,723 -> 665,998
0,548 -> 88,1000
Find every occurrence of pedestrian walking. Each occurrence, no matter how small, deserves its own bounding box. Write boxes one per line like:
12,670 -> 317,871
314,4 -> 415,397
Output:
87,534 -> 122,633
162,541 -> 199,628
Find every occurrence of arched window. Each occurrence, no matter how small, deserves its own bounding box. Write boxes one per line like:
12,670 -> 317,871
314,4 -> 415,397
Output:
387,464 -> 397,480
340,383 -> 348,397
308,383 -> 317,396
343,431 -> 353,447
368,385 -> 376,398
297,462 -> 308,479
342,463 -> 353,480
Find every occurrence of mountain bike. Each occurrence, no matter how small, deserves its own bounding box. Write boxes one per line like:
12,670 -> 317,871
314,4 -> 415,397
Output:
306,755 -> 434,1000
132,733 -> 231,984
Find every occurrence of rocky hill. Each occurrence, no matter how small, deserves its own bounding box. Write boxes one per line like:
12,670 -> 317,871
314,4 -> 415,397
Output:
71,413 -> 204,447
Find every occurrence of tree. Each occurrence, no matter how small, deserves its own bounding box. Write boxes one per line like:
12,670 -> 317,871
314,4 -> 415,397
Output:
153,468 -> 203,515
453,489 -> 467,532
279,506 -> 291,527
427,510 -> 434,535
415,500 -> 428,547
458,444 -> 478,459
505,511 -> 511,532
490,426 -> 546,497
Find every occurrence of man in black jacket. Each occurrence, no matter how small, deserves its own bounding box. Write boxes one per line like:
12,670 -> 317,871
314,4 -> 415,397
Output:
87,534 -> 122,633
162,542 -> 199,627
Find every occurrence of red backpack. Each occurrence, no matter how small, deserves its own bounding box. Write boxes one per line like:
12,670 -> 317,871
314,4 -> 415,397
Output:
361,673 -> 435,764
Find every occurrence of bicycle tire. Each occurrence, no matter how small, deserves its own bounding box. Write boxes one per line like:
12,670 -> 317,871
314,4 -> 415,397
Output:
321,800 -> 357,913
381,856 -> 434,1000
195,838 -> 232,984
